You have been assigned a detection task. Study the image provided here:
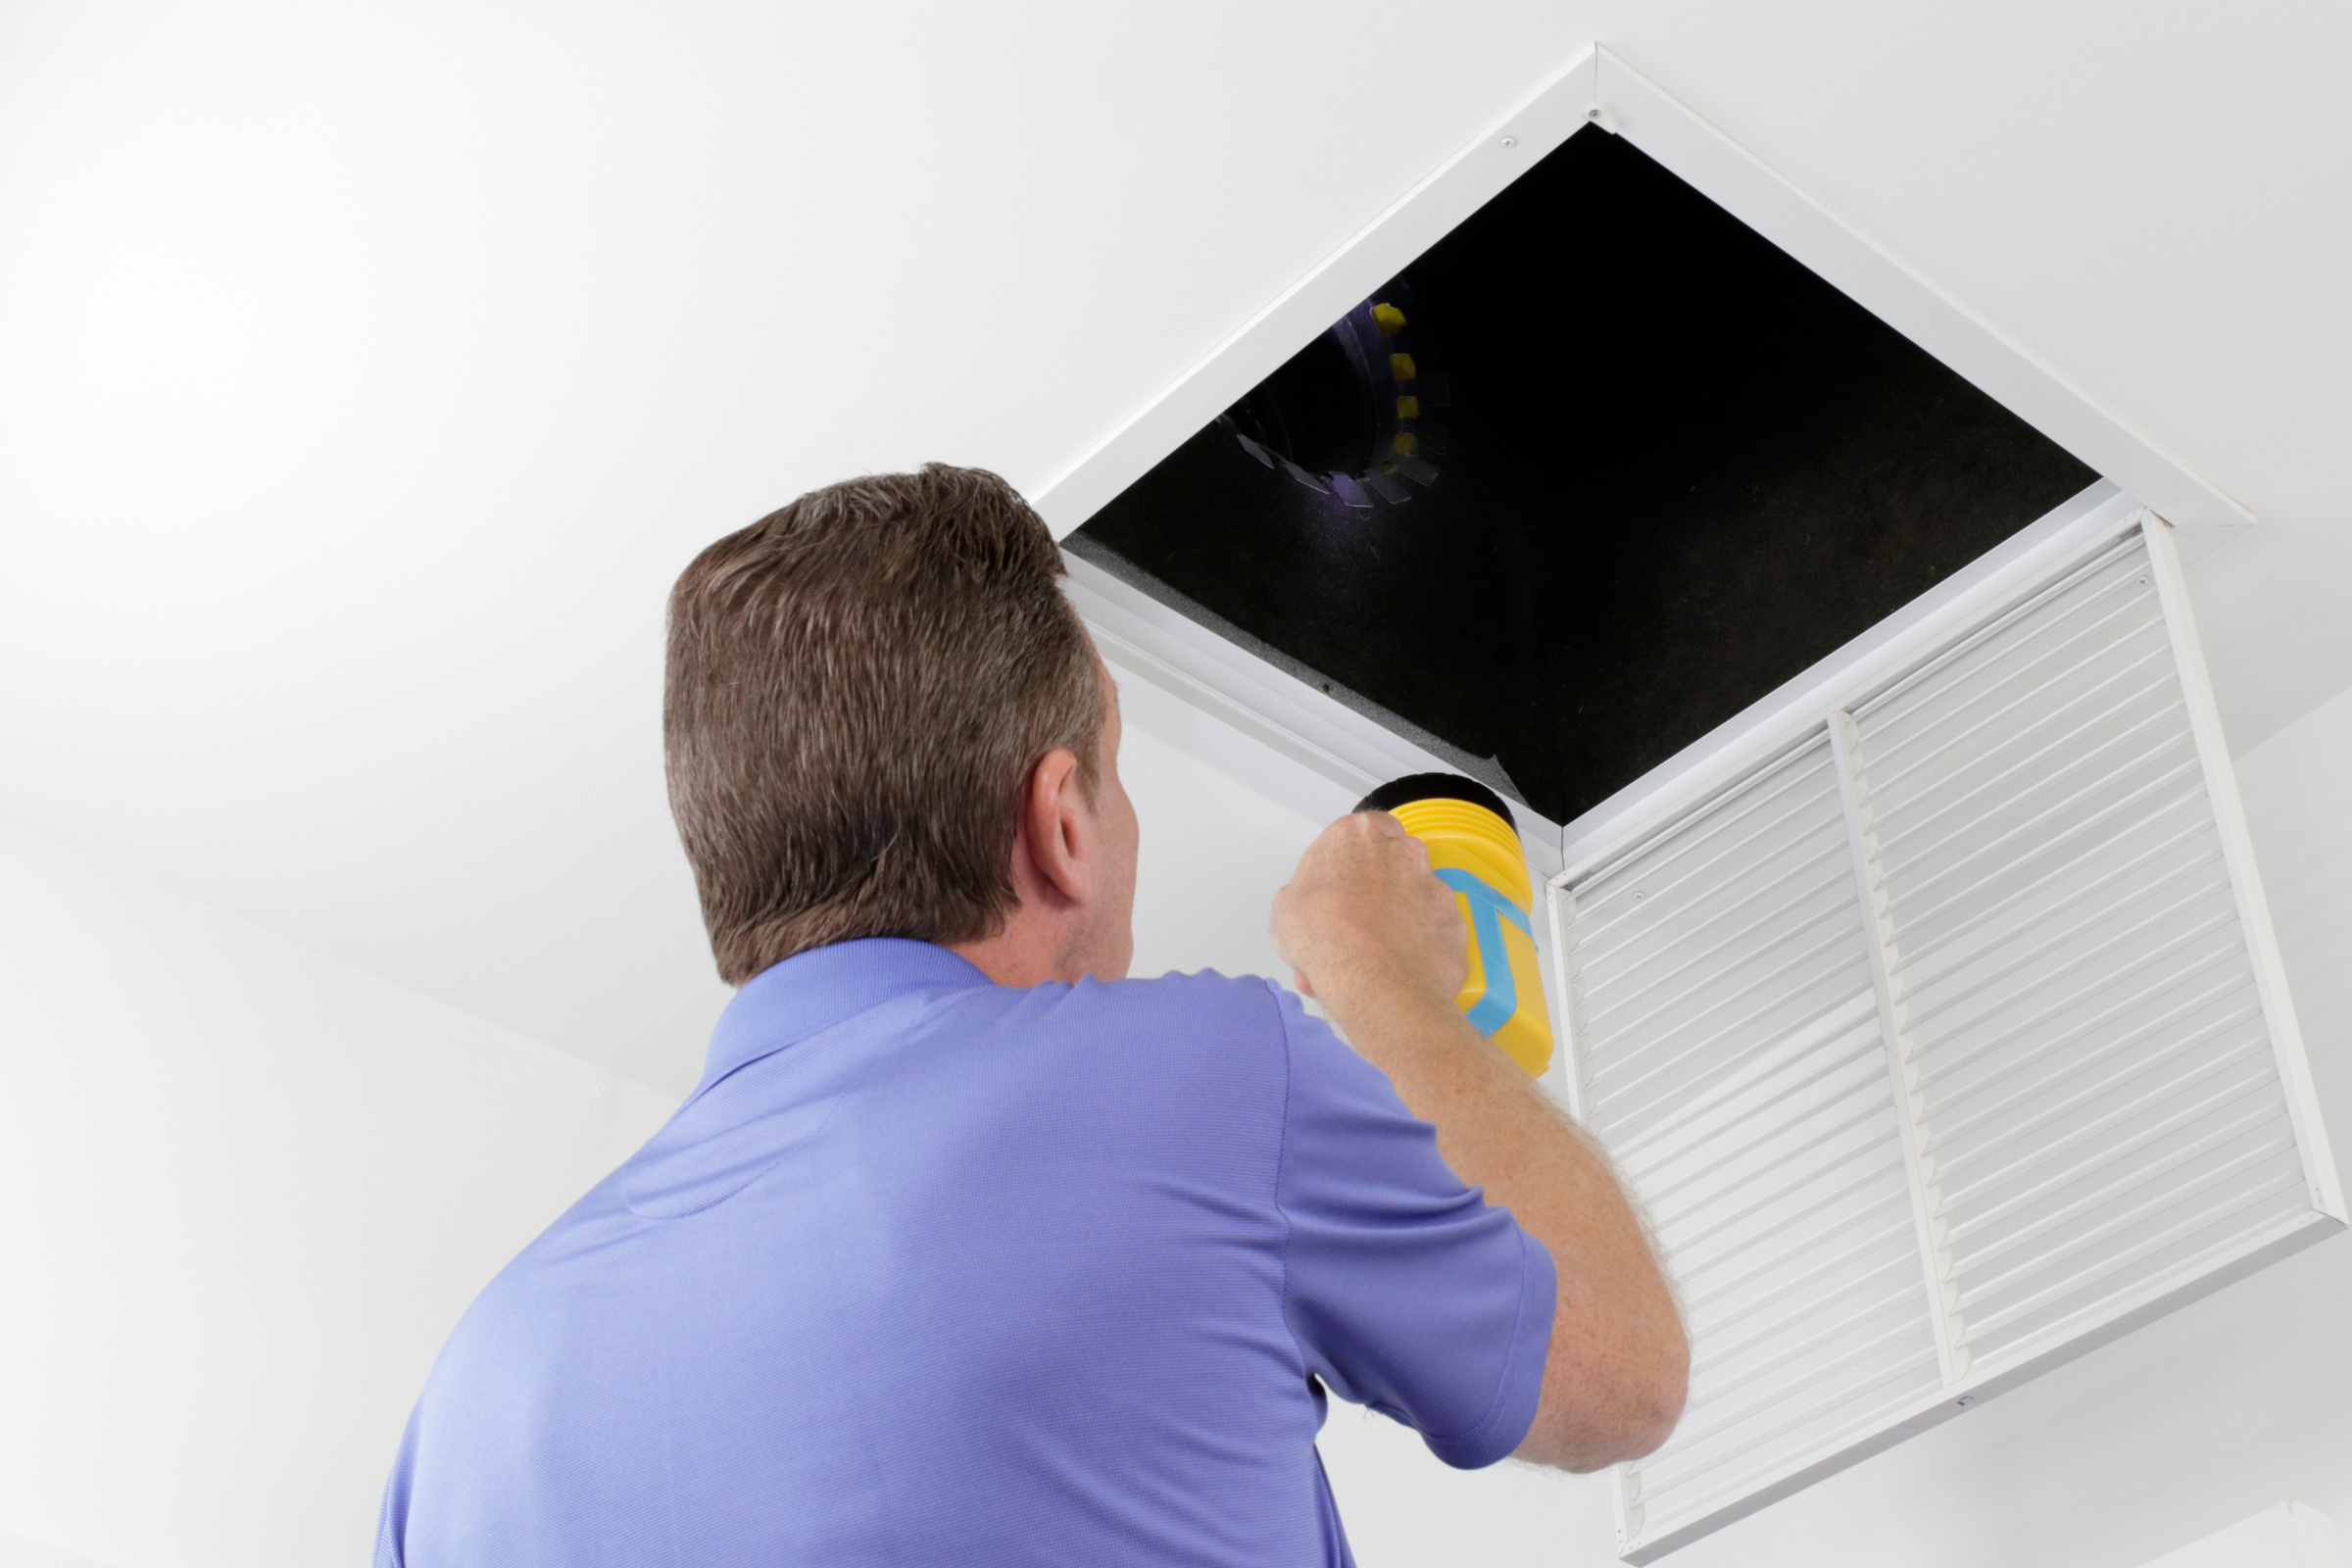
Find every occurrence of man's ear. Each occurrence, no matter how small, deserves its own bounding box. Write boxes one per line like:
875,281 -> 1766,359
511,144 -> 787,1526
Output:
1017,747 -> 1091,908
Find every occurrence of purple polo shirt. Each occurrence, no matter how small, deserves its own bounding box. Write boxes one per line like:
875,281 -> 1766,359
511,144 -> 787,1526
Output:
374,939 -> 1555,1566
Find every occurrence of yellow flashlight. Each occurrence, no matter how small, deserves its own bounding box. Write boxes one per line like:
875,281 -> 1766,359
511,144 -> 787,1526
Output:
1356,774 -> 1554,1077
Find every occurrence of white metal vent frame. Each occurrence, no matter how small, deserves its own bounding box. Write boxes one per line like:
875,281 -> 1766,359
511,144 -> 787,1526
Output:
1016,31 -> 2314,1561
1545,504 -> 2346,1562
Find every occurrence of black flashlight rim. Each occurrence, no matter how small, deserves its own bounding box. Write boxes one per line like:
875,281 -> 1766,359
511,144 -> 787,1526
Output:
1352,772 -> 1519,840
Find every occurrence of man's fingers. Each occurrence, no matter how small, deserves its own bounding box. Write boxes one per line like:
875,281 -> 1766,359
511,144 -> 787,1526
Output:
1275,804 -> 1474,1010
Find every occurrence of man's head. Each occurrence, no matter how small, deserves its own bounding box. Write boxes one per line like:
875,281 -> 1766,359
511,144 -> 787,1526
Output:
664,464 -> 1136,988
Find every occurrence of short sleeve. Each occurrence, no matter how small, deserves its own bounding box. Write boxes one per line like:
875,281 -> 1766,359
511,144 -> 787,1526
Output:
1269,983 -> 1556,1469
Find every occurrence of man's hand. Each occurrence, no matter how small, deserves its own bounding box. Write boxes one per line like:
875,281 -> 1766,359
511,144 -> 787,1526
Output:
1271,808 -> 1690,1473
1271,810 -> 1465,1014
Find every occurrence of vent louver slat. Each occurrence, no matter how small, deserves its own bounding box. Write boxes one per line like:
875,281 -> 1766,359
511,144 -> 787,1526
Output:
1553,514 -> 2342,1562
1852,539 -> 2311,1376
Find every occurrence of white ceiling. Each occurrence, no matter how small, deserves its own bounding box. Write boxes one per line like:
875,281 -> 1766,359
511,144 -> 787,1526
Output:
3,0 -> 2346,1096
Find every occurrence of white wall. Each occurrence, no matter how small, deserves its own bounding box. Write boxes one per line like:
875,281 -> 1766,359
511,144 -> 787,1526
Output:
2144,1504 -> 2344,1568
1117,672 -> 1351,977
0,824 -> 674,1568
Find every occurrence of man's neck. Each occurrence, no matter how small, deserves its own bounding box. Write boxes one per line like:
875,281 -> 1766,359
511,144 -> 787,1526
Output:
949,910 -> 1081,989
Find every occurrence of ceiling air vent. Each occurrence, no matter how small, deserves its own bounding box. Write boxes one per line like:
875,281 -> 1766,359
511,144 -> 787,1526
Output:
1030,46 -> 2327,1560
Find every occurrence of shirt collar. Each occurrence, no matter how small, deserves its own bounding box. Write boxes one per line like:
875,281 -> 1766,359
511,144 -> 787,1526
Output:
693,937 -> 994,1099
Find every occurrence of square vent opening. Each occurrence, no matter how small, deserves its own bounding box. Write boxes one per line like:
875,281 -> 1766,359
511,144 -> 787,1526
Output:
1065,123 -> 2096,828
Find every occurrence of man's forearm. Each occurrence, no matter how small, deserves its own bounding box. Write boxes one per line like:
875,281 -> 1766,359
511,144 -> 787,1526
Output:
1318,977 -> 1689,1471
1266,808 -> 1689,1468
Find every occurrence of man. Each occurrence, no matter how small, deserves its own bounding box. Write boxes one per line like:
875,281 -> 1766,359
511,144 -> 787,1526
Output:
374,465 -> 1686,1566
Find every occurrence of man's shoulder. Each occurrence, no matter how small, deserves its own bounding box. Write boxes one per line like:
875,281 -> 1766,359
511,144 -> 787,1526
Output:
1087,966 -> 1287,1015
996,968 -> 1302,1098
1054,968 -> 1312,1053
1083,973 -> 1420,1134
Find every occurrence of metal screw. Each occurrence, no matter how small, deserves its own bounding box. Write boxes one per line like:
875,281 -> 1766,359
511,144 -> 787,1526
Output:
2136,575 -> 2150,586
1956,1396 -> 1975,1408
1499,135 -> 1517,147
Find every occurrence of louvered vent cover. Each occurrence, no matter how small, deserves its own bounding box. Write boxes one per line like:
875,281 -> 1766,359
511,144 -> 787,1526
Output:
1549,514 -> 2343,1562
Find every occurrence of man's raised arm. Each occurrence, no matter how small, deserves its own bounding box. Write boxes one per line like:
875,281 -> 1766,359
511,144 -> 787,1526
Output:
1272,809 -> 1689,1471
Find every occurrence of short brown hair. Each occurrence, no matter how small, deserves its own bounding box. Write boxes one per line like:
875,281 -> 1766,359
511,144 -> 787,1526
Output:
664,465 -> 1102,984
